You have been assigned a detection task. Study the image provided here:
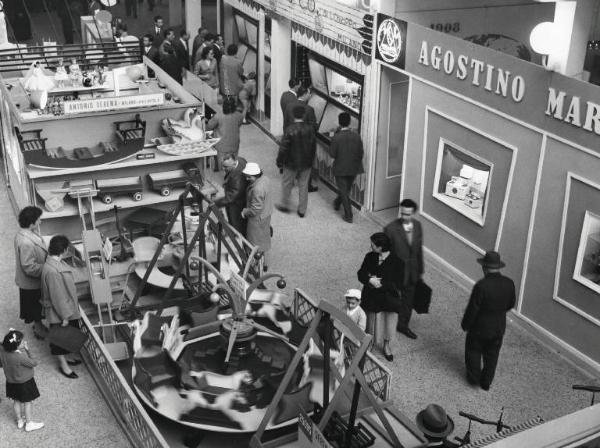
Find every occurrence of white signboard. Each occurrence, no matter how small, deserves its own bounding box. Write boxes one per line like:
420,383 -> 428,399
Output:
229,270 -> 247,302
63,93 -> 164,114
298,408 -> 334,448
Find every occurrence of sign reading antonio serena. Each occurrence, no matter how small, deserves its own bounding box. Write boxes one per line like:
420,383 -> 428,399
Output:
375,14 -> 407,69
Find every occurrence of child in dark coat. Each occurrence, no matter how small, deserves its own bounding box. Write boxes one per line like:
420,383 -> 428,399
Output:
0,329 -> 44,431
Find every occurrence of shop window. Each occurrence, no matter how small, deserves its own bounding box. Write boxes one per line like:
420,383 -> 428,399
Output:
235,15 -> 247,41
319,103 -> 359,137
309,59 -> 327,94
246,21 -> 258,48
432,139 -> 492,226
307,94 -> 327,124
573,211 -> 600,294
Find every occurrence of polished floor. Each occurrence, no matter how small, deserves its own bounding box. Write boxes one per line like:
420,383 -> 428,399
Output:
0,123 -> 596,447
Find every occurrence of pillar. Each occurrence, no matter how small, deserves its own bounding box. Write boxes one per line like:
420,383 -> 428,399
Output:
269,17 -> 291,136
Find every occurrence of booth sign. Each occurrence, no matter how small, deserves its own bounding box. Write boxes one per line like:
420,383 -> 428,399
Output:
298,408 -> 333,448
63,93 -> 164,115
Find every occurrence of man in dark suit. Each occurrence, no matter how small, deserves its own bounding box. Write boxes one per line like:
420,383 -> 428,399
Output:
173,29 -> 190,71
384,198 -> 424,339
461,251 -> 515,391
141,34 -> 159,78
191,27 -> 208,61
328,112 -> 363,223
214,153 -> 248,236
280,78 -> 301,129
283,86 -> 319,192
276,106 -> 317,218
158,29 -> 183,84
150,15 -> 165,47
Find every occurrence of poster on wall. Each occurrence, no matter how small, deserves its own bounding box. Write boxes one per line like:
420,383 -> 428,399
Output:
432,139 -> 492,226
375,14 -> 407,70
573,211 -> 600,294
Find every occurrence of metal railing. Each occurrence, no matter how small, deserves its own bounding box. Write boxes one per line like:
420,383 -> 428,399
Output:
0,41 -> 142,74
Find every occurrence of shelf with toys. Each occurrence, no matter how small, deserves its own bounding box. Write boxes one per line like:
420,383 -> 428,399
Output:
0,56 -> 217,238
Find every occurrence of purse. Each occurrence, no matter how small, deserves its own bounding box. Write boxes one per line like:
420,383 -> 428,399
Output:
48,324 -> 87,353
413,279 -> 432,314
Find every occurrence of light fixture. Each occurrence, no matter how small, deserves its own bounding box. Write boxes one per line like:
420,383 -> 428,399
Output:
530,22 -> 559,56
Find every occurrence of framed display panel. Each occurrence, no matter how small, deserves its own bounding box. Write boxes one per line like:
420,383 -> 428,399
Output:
420,108 -> 516,254
233,11 -> 258,79
432,138 -> 492,226
554,174 -> 600,327
263,18 -> 272,118
573,211 -> 600,294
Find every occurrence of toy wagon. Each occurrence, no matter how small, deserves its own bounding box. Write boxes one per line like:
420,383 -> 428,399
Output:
95,176 -> 143,204
147,169 -> 189,197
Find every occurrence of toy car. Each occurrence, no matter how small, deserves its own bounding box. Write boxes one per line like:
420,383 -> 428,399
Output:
96,176 -> 143,204
147,169 -> 189,197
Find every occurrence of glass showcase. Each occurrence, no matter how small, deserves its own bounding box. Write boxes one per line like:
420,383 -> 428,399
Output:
433,139 -> 492,226
574,211 -> 600,294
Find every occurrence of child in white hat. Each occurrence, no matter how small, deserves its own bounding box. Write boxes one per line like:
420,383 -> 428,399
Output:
342,289 -> 366,331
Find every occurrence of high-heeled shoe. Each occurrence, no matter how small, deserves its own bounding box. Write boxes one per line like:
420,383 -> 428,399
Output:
59,368 -> 78,379
383,349 -> 394,362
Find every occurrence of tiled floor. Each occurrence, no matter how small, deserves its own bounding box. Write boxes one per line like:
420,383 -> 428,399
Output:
0,123 -> 597,447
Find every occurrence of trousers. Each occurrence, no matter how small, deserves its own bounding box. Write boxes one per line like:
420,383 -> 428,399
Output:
281,167 -> 311,214
397,282 -> 415,330
465,332 -> 504,388
334,175 -> 356,219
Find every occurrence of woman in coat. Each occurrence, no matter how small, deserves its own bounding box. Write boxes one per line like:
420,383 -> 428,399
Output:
357,232 -> 404,362
206,96 -> 244,170
241,162 -> 273,271
14,206 -> 48,340
41,235 -> 81,379
194,46 -> 219,89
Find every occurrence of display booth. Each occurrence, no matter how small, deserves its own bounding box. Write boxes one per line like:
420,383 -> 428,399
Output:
222,0 -> 375,207
371,15 -> 600,370
0,56 -> 217,240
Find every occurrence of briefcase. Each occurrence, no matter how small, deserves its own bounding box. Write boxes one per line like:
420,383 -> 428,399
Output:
48,325 -> 87,353
413,280 -> 432,314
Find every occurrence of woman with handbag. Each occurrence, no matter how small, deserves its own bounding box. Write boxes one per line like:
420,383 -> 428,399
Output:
357,232 -> 405,362
41,235 -> 82,379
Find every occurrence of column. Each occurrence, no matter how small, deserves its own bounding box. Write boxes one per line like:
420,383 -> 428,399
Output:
185,0 -> 203,39
269,17 -> 291,136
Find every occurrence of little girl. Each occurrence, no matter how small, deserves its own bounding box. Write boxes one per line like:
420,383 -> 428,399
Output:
0,329 -> 44,432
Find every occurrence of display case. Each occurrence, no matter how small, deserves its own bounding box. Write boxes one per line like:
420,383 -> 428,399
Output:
432,138 -> 492,226
0,57 -> 217,240
297,48 -> 365,205
574,211 -> 600,293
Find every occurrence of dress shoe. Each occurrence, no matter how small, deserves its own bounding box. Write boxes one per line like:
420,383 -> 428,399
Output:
308,185 -> 319,192
275,204 -> 291,213
343,216 -> 353,224
67,359 -> 82,366
480,382 -> 491,391
333,200 -> 341,211
25,421 -> 44,432
59,368 -> 78,379
383,352 -> 394,362
397,327 -> 417,339
297,211 -> 305,218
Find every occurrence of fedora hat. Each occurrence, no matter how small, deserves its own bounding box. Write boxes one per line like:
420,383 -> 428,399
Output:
477,251 -> 505,269
416,404 -> 454,438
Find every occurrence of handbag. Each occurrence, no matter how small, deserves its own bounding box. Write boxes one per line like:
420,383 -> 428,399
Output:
48,324 -> 87,353
413,279 -> 432,314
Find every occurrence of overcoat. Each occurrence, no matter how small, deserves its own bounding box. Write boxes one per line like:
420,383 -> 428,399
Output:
41,257 -> 80,325
14,229 -> 47,290
357,252 -> 404,313
244,176 -> 273,253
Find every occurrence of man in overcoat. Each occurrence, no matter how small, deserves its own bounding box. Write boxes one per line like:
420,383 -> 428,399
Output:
384,198 -> 423,339
214,153 -> 248,236
461,251 -> 516,390
328,112 -> 364,223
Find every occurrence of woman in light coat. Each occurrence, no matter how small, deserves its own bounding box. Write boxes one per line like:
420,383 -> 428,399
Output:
41,235 -> 81,379
205,96 -> 243,170
241,162 -> 273,270
14,206 -> 48,339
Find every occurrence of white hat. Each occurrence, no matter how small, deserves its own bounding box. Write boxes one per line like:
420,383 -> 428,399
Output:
344,289 -> 362,301
242,162 -> 261,176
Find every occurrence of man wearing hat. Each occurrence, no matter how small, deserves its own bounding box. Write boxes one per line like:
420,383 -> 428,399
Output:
461,251 -> 516,390
416,404 -> 458,447
241,162 -> 273,271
